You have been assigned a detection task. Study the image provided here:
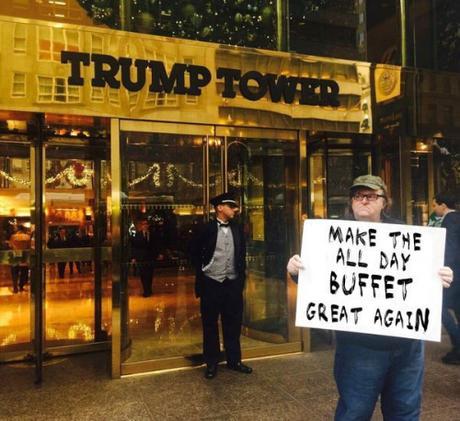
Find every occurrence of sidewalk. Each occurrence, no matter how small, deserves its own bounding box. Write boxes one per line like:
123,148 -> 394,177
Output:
1,339 -> 459,420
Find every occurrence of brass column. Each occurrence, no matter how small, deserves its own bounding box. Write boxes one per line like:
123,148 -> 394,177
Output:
111,119 -> 122,378
32,114 -> 45,384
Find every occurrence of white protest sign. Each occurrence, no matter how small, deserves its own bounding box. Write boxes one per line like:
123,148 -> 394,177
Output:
295,219 -> 446,341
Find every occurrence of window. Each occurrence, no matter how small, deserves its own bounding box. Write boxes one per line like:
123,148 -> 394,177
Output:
108,88 -> 120,106
91,34 -> 104,54
38,27 -> 80,61
37,76 -> 81,103
13,23 -> 27,53
144,55 -> 179,109
91,87 -> 105,103
12,73 -> 26,98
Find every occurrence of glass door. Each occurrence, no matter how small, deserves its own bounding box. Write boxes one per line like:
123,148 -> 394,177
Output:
219,127 -> 300,351
0,137 -> 34,359
116,121 -> 215,372
113,121 -> 302,375
0,111 -> 43,382
42,116 -> 112,353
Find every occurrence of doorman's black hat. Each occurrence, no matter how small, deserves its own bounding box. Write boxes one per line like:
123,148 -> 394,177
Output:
210,192 -> 239,208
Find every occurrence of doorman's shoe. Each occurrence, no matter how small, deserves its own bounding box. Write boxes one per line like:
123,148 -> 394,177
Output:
204,364 -> 218,379
226,362 -> 253,374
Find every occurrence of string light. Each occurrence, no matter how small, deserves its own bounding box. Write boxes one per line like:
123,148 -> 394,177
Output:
68,322 -> 94,341
0,170 -> 30,186
45,166 -> 94,187
1,162 -> 294,190
0,164 -> 94,187
128,163 -> 160,187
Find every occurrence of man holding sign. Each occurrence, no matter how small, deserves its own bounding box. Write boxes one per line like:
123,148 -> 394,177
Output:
287,175 -> 453,421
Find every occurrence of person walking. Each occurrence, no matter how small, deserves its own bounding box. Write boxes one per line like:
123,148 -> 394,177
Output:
47,226 -> 72,279
191,192 -> 252,379
9,224 -> 31,293
130,218 -> 160,297
433,191 -> 460,364
287,175 -> 453,420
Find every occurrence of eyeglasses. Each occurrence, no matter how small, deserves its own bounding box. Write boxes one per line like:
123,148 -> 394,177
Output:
352,193 -> 386,202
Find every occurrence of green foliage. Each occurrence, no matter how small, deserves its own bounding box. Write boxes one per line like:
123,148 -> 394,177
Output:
76,0 -> 277,49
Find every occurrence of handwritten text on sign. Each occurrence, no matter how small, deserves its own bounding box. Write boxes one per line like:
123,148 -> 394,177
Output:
295,220 -> 446,341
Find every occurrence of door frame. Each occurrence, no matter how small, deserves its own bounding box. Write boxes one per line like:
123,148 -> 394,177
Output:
112,119 -> 304,378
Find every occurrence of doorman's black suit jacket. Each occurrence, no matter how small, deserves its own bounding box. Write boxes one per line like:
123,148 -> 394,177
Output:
190,220 -> 246,298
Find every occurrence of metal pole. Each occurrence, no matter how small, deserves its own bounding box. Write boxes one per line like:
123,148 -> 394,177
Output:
400,0 -> 407,66
111,119 -> 122,378
276,0 -> 289,51
94,158 -> 103,341
119,0 -> 132,32
33,114 -> 45,384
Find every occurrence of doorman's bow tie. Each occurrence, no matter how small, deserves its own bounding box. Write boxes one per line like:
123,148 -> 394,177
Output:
218,222 -> 229,227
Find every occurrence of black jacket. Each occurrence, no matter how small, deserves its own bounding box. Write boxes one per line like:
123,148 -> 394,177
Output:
190,219 -> 246,298
130,230 -> 160,262
442,211 -> 460,303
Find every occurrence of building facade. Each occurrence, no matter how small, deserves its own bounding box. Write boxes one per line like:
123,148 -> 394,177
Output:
0,0 -> 458,381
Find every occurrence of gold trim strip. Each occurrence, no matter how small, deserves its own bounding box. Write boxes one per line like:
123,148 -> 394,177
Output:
45,341 -> 110,357
121,342 -> 302,376
120,120 -> 214,136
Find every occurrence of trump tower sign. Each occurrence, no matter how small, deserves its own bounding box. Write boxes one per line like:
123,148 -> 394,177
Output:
295,219 -> 446,341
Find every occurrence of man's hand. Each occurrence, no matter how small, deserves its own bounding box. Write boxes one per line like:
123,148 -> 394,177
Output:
439,266 -> 453,288
287,254 -> 304,276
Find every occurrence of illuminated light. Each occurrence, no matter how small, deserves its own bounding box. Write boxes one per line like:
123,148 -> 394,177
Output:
1,333 -> 17,346
6,120 -> 27,131
68,323 -> 94,341
54,14 -> 65,18
415,140 -> 430,153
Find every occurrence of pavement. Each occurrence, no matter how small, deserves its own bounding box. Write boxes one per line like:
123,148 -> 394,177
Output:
0,338 -> 459,420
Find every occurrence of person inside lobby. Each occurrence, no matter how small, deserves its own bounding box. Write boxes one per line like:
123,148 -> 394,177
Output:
130,217 -> 161,297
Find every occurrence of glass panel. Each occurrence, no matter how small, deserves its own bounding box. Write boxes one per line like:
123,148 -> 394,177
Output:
43,115 -> 111,347
410,139 -> 431,226
289,0 -> 363,60
0,140 -> 32,354
308,134 -> 372,219
227,134 -> 299,348
121,130 -> 205,362
433,138 -> 460,194
375,134 -> 402,218
308,139 -> 327,219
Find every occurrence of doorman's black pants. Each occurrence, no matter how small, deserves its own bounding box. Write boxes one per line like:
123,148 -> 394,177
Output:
200,276 -> 243,366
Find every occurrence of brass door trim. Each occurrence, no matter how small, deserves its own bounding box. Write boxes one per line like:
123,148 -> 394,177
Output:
242,342 -> 302,359
120,120 -> 214,136
0,249 -> 31,265
215,126 -> 298,140
45,341 -> 110,357
43,247 -> 112,263
120,342 -> 302,376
